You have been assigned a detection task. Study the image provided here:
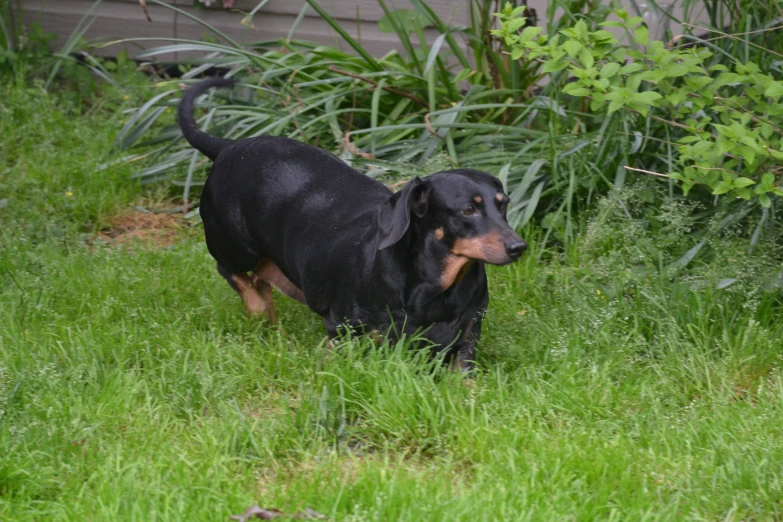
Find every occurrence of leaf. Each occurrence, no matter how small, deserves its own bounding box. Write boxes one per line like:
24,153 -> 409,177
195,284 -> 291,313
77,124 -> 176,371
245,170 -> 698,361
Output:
518,25 -> 542,43
764,82 -> 783,98
578,48 -> 595,69
562,84 -> 591,96
619,62 -> 643,75
733,177 -> 756,188
740,146 -> 756,166
423,33 -> 447,75
626,73 -> 643,91
599,62 -> 621,79
608,99 -> 625,113
574,19 -> 588,37
759,193 -> 772,208
633,91 -> 663,104
739,136 -> 762,152
591,30 -> 616,42
674,240 -> 705,269
507,17 -> 528,33
716,278 -> 738,290
590,98 -> 605,111
690,140 -> 712,156
634,25 -> 649,45
516,181 -> 545,228
542,58 -> 570,73
684,76 -> 712,89
562,39 -> 582,58
712,181 -> 732,195
665,64 -> 689,78
630,131 -> 643,154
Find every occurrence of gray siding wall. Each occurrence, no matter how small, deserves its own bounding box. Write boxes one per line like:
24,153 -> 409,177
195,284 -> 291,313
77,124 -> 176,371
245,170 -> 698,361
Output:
21,0 -> 473,58
21,0 -> 706,60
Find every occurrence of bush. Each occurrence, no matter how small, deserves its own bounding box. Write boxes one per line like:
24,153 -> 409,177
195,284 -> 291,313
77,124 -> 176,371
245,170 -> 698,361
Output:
494,4 -> 783,207
112,0 -> 639,229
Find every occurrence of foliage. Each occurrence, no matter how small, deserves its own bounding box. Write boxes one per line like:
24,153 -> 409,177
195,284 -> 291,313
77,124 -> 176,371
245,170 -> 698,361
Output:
0,1 -> 56,71
111,0 -> 575,225
494,5 -> 783,207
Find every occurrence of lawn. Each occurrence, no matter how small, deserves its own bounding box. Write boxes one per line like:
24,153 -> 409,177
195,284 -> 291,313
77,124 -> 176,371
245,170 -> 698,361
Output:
2,78 -> 783,521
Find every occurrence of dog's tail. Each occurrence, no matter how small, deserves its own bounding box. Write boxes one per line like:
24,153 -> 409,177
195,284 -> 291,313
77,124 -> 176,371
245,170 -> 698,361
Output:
178,78 -> 236,161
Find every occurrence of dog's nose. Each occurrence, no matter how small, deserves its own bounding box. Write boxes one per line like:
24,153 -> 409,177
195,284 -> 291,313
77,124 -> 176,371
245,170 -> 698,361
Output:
505,238 -> 527,260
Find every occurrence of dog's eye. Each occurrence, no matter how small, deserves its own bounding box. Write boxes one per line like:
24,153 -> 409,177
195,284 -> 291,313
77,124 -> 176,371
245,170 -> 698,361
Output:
461,205 -> 476,216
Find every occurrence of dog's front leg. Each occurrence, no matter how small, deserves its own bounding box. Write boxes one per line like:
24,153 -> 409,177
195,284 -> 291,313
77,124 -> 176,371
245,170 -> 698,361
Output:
449,314 -> 483,373
450,342 -> 476,373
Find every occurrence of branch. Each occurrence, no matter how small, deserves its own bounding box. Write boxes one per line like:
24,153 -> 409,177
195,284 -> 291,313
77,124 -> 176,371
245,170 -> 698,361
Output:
624,166 -> 671,178
683,23 -> 783,59
139,0 -> 152,22
713,96 -> 783,136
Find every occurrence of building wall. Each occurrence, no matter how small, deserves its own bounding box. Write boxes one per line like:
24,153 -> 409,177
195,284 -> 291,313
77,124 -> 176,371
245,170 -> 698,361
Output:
21,0 -> 474,58
21,0 -> 706,60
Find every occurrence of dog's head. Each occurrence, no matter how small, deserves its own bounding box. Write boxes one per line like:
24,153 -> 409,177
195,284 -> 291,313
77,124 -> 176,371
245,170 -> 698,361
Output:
377,169 -> 526,265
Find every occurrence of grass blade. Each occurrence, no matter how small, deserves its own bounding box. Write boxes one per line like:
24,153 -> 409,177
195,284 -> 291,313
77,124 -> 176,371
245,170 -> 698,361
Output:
304,0 -> 381,71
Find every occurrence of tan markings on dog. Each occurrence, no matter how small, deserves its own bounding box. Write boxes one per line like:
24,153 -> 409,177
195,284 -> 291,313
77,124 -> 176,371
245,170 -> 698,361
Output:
451,230 -> 507,264
434,227 -> 444,240
253,279 -> 276,323
456,259 -> 474,284
232,274 -> 274,321
252,259 -> 306,304
496,193 -> 503,202
441,255 -> 472,290
473,196 -> 482,203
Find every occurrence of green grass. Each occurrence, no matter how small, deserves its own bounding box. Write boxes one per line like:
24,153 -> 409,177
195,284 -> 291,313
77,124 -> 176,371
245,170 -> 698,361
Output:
2,77 -> 783,521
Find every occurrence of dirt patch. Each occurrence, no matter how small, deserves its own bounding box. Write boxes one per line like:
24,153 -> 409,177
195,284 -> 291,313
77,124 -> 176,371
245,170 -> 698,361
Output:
98,210 -> 184,247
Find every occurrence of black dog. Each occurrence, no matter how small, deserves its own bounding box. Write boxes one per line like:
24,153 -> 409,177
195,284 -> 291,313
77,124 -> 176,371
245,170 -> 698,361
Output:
178,78 -> 526,371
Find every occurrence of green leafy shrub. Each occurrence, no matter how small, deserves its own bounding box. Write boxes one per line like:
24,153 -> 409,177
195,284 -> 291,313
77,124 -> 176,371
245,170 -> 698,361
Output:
494,4 -> 783,207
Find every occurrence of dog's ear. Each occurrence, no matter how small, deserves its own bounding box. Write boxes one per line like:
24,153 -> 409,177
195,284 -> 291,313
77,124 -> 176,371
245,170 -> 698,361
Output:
377,177 -> 430,250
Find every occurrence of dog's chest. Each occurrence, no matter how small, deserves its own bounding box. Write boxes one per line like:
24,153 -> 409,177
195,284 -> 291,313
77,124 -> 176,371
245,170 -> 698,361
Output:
409,271 -> 487,327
